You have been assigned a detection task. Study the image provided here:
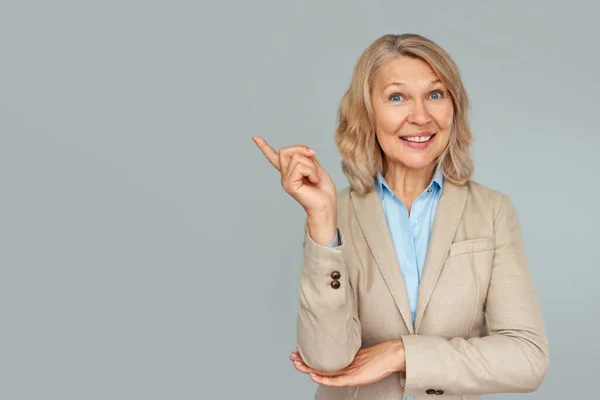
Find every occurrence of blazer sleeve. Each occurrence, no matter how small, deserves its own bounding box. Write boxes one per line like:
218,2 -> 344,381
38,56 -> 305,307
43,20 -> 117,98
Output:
400,194 -> 549,396
296,227 -> 362,372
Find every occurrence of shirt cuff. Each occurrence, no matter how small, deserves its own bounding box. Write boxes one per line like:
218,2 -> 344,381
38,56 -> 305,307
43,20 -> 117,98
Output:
326,229 -> 340,248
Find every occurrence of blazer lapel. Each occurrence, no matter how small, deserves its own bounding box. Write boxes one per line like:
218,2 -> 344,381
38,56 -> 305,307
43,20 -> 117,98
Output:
414,181 -> 468,332
350,187 -> 415,334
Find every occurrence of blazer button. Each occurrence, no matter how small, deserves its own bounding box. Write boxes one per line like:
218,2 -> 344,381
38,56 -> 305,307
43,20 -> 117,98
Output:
330,271 -> 341,280
426,389 -> 436,395
330,280 -> 341,289
435,390 -> 444,395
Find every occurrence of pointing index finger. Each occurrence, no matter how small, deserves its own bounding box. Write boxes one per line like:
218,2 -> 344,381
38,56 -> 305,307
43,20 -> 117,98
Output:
252,136 -> 280,170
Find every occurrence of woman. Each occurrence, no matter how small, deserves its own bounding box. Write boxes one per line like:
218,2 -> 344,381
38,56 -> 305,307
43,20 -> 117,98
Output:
252,33 -> 548,400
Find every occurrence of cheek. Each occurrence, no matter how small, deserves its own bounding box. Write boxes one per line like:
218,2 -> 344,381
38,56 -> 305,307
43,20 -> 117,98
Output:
434,105 -> 454,131
375,108 -> 408,135
444,112 -> 454,129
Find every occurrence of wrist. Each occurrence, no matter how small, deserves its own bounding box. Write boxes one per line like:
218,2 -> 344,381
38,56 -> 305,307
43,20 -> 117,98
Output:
386,339 -> 406,372
306,211 -> 337,247
306,203 -> 336,221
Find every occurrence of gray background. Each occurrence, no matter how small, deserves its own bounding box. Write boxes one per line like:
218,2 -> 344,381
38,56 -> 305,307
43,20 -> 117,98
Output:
1,1 -> 597,399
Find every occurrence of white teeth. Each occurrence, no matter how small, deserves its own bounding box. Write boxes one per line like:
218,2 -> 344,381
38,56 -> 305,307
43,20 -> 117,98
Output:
402,135 -> 432,143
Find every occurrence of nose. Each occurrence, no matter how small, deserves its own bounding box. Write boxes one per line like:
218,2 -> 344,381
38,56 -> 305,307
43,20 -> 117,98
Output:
407,100 -> 432,125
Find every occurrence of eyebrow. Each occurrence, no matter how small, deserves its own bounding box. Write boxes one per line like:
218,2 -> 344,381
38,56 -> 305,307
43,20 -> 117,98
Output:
383,79 -> 443,90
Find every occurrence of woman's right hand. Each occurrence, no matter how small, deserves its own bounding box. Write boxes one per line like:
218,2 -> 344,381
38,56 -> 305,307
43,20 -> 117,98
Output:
252,136 -> 337,246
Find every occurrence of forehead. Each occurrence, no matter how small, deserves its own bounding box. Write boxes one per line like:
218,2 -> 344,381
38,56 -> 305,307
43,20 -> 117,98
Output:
374,57 -> 440,88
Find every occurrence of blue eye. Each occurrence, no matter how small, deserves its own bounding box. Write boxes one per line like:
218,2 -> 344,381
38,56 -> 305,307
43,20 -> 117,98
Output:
390,94 -> 403,102
430,90 -> 444,100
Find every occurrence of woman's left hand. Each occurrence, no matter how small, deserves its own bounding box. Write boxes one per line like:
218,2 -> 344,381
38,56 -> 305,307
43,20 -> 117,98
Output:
289,340 -> 406,387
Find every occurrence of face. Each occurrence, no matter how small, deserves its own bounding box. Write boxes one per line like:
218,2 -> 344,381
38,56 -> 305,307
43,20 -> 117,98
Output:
370,57 -> 454,172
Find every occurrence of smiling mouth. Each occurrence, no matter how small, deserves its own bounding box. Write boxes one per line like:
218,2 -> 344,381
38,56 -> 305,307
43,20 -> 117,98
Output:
400,133 -> 436,143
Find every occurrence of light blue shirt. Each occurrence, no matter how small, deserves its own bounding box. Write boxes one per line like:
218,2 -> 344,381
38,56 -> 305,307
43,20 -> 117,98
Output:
374,167 -> 444,324
328,166 -> 444,398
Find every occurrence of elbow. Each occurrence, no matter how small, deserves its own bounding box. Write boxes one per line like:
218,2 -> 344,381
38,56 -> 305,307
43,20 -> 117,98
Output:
297,345 -> 356,373
520,370 -> 547,393
296,318 -> 361,373
307,358 -> 353,373
518,346 -> 550,393
524,360 -> 549,392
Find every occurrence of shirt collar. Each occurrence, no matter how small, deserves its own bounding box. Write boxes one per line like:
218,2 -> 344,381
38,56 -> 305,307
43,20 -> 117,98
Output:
376,164 -> 444,200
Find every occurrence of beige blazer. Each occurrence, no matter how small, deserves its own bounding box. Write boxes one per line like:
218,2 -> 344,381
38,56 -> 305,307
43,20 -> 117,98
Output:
297,179 -> 549,400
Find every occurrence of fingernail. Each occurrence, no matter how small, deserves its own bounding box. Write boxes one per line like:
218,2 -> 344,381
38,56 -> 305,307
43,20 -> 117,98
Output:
294,361 -> 302,366
307,149 -> 316,154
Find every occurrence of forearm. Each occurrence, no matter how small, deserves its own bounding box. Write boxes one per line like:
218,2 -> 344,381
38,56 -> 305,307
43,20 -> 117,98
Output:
400,330 -> 549,396
296,229 -> 361,372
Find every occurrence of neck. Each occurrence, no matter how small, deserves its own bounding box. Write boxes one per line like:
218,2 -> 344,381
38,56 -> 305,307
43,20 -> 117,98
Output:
383,162 -> 436,204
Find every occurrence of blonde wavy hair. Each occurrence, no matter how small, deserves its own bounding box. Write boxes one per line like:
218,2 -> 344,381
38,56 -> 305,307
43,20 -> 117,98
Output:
335,33 -> 474,195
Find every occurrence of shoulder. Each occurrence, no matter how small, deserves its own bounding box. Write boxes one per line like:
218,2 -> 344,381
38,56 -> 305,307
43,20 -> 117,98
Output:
335,185 -> 353,213
465,180 -> 503,202
336,185 -> 353,201
463,180 -> 516,221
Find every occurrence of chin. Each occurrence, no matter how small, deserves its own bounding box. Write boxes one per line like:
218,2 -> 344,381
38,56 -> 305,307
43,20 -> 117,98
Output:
393,155 -> 438,171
